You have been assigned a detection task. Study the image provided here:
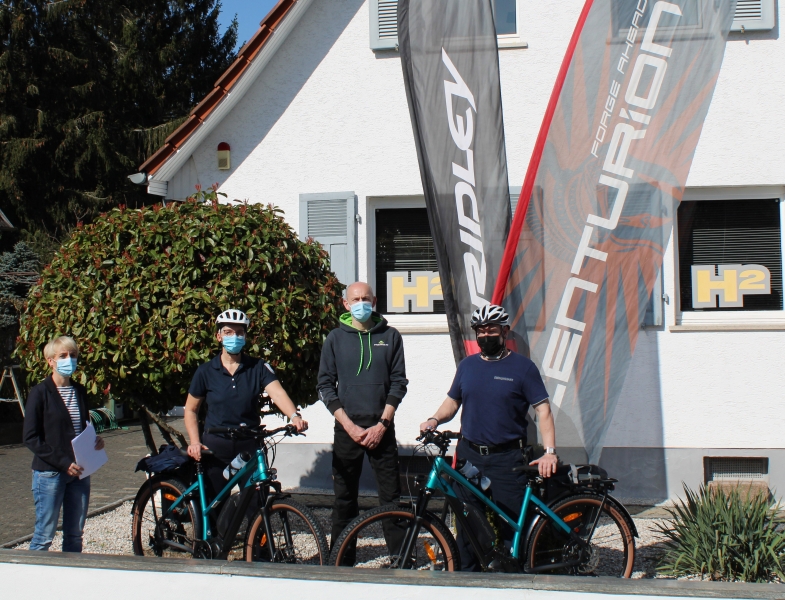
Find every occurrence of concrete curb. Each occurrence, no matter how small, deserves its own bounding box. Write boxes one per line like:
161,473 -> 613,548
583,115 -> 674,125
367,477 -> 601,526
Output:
0,495 -> 135,549
0,548 -> 781,598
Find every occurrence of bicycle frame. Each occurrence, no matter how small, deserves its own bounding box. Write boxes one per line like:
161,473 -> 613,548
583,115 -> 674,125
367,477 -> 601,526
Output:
420,455 -> 574,562
158,446 -> 270,544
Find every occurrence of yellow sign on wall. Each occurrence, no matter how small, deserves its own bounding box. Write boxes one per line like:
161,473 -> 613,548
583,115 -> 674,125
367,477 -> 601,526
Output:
691,264 -> 771,308
386,271 -> 443,313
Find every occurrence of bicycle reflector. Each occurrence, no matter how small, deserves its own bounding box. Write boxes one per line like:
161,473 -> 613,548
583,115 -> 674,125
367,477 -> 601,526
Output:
163,493 -> 178,501
562,512 -> 583,523
424,541 -> 437,563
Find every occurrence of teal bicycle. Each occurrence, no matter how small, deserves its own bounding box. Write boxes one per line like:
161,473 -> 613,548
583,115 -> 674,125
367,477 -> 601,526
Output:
330,429 -> 636,575
131,424 -> 329,563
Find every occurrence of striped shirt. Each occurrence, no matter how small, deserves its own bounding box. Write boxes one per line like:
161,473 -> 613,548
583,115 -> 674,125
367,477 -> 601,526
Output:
58,386 -> 82,436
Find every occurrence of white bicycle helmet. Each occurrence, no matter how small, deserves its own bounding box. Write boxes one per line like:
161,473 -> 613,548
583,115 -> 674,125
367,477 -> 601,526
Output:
216,309 -> 250,327
470,304 -> 509,329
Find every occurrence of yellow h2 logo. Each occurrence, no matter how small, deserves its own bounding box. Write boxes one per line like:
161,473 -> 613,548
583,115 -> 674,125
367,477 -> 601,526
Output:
691,264 -> 771,308
386,271 -> 443,313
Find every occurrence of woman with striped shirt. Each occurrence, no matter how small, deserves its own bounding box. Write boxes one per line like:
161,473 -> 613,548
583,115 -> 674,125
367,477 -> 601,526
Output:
23,336 -> 104,552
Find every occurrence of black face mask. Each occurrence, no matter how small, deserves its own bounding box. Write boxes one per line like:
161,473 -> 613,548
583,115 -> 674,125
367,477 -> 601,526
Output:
477,335 -> 504,357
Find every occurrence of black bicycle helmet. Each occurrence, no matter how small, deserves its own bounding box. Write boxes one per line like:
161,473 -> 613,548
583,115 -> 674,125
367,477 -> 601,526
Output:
470,304 -> 509,329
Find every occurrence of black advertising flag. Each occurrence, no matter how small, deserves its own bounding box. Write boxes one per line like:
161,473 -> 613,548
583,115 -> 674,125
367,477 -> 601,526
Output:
492,0 -> 737,461
399,0 -> 511,364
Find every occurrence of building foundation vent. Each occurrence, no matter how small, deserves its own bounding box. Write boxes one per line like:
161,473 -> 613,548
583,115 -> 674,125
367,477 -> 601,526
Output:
704,457 -> 770,500
705,457 -> 768,482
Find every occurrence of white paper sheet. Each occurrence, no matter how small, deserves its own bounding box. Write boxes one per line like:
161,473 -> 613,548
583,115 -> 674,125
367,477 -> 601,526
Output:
71,421 -> 108,479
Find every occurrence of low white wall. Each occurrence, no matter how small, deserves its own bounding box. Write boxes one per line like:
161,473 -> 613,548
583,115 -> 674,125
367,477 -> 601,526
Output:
0,562 -> 768,600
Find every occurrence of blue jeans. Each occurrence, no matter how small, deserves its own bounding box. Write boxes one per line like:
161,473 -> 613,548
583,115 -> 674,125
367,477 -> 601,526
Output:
30,470 -> 90,552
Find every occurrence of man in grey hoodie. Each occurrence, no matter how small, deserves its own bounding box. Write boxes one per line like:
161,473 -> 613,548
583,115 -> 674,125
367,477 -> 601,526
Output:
318,281 -> 408,560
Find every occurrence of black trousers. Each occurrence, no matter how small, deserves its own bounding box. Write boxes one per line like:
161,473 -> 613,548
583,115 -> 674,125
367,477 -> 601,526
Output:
331,422 -> 402,562
201,432 -> 260,529
453,439 -> 528,571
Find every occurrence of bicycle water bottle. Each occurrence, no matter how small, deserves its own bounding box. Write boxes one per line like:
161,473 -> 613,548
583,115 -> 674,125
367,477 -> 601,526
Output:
456,459 -> 491,491
223,451 -> 251,480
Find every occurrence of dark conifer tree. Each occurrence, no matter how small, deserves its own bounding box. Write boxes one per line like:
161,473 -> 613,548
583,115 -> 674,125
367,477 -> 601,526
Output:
0,0 -> 237,258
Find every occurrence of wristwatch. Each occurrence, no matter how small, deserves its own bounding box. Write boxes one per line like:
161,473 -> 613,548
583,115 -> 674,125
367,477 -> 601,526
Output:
379,418 -> 391,428
545,447 -> 557,455
290,411 -> 302,420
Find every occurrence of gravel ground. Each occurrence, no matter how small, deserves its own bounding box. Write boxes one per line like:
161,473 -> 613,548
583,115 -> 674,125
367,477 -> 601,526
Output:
15,501 -> 671,577
16,502 -> 136,555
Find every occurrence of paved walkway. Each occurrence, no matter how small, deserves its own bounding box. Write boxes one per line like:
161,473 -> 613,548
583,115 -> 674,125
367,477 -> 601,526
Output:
0,419 -> 184,545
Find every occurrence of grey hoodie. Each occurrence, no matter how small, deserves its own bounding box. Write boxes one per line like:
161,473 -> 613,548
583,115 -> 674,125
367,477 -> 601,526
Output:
317,312 -> 408,426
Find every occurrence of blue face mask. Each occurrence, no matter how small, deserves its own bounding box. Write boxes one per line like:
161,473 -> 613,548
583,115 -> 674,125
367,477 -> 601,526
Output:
55,357 -> 78,377
350,301 -> 373,323
222,334 -> 246,355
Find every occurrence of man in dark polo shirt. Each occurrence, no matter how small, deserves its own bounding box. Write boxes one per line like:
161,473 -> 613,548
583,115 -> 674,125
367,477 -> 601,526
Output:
184,309 -> 307,497
420,304 -> 557,571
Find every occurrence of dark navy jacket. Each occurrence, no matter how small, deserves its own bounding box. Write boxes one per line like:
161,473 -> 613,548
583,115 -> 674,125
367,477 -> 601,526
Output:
23,376 -> 89,472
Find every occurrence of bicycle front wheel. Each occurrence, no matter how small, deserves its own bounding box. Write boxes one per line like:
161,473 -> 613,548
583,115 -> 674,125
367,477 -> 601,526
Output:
330,504 -> 460,570
131,478 -> 197,558
244,498 -> 329,565
526,493 -> 635,577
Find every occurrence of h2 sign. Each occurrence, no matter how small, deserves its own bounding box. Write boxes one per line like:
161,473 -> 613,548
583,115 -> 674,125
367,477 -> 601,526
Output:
386,271 -> 443,313
691,264 -> 771,308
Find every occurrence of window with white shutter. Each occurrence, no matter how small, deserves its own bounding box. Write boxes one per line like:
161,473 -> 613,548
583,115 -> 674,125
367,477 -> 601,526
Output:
731,0 -> 776,32
369,0 -> 399,51
299,192 -> 357,286
370,0 -> 524,51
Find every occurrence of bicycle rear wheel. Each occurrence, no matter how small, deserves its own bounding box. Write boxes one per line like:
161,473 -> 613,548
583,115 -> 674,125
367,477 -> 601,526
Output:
330,504 -> 460,570
526,494 -> 635,577
244,498 -> 329,565
132,478 -> 197,557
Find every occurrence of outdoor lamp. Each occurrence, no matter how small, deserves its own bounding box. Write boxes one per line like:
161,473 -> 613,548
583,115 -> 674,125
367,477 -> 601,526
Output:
217,142 -> 231,170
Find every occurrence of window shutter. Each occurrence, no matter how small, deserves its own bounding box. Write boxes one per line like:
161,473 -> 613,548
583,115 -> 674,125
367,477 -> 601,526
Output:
731,0 -> 775,32
509,186 -> 522,218
299,192 -> 357,286
643,268 -> 664,327
370,0 -> 398,51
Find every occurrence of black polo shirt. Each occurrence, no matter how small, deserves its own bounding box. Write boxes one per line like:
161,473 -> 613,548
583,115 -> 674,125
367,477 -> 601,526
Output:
189,354 -> 278,430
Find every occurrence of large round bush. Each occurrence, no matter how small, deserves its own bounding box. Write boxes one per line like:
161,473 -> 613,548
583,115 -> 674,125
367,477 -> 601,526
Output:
16,195 -> 343,412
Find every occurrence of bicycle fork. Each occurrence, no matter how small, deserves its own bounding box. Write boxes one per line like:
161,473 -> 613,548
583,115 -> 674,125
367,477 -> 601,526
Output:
395,488 -> 433,568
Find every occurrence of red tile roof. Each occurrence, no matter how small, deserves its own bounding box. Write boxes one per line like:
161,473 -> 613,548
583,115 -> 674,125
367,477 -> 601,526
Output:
139,0 -> 299,176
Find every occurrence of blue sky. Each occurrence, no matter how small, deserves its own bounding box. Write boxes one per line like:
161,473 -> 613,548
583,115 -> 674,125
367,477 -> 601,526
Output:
218,0 -> 280,49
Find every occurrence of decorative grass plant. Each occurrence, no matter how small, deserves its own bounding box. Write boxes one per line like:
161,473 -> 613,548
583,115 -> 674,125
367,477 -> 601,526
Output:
657,484 -> 785,582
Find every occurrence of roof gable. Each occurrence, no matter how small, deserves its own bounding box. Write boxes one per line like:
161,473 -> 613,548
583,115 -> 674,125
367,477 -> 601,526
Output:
140,0 -> 311,180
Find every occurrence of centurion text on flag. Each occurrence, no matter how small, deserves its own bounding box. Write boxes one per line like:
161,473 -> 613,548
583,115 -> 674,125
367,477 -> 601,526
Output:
544,2 -> 686,398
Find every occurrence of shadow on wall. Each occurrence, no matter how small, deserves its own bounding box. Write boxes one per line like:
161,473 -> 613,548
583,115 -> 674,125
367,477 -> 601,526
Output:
223,0 -> 366,172
298,446 -> 379,492
598,324 -> 668,502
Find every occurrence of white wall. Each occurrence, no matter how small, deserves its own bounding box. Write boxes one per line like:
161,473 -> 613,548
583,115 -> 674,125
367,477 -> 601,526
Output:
172,0 -> 785,454
0,562 -> 748,600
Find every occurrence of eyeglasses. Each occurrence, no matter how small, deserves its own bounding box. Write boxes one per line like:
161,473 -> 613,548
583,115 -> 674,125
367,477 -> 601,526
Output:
219,329 -> 245,337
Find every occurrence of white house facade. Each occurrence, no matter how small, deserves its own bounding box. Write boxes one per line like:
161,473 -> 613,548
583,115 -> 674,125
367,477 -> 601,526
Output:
138,0 -> 785,501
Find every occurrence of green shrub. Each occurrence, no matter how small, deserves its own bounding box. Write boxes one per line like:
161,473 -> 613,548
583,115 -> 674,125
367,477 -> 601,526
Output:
657,484 -> 785,582
16,191 -> 343,413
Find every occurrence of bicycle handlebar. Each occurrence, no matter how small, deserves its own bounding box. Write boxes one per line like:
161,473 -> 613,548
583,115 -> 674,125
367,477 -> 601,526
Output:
416,429 -> 460,456
416,429 -> 460,442
204,424 -> 303,439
